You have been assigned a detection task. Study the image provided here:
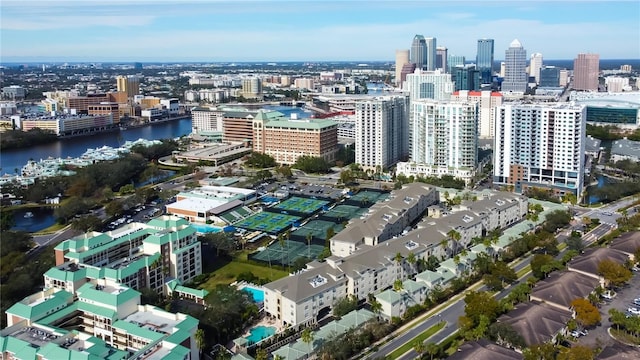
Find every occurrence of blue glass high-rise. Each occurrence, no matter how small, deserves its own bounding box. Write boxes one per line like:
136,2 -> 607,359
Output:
476,39 -> 494,84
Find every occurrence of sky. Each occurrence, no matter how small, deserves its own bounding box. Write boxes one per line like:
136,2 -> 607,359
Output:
1,0 -> 639,62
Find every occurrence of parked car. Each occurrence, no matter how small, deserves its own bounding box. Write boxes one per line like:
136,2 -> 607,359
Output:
627,307 -> 640,315
570,330 -> 581,338
632,298 -> 640,306
601,291 -> 616,300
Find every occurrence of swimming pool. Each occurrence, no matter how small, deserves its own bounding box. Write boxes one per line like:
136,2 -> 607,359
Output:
242,286 -> 265,303
245,325 -> 276,345
190,224 -> 223,234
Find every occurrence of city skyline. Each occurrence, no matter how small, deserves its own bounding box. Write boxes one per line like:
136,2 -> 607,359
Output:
1,0 -> 639,62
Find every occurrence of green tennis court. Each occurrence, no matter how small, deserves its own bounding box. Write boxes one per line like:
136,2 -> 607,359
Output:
249,240 -> 325,266
234,212 -> 302,234
291,219 -> 344,242
348,190 -> 390,205
322,204 -> 368,222
272,196 -> 330,215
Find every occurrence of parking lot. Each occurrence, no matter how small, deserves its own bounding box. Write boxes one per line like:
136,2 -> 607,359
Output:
576,271 -> 640,349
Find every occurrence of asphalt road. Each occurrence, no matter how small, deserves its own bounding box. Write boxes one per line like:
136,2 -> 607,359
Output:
366,198 -> 631,360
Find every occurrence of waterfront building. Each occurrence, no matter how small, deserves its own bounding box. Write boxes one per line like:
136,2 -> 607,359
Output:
354,95 -> 409,170
573,53 -> 600,91
451,90 -> 503,139
3,284 -> 199,360
397,100 -> 477,184
476,39 -> 495,84
262,183 -> 528,327
539,66 -> 561,87
410,35 -> 427,70
191,106 -> 223,134
436,46 -> 448,72
42,98 -> 58,113
395,49 -> 410,86
529,53 -> 544,84
1,85 -> 26,100
20,114 -> 114,136
241,77 -> 263,98
453,65 -> 481,91
621,64 -> 633,72
253,110 -> 338,165
116,75 -> 140,98
67,93 -> 110,113
88,103 -> 121,123
222,107 -> 280,143
502,39 -> 528,93
493,103 -> 587,197
425,37 -> 437,71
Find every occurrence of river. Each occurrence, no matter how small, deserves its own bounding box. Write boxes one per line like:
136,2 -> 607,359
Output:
0,105 -> 310,175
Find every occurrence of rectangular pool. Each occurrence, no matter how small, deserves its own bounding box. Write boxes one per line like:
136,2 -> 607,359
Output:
241,286 -> 265,303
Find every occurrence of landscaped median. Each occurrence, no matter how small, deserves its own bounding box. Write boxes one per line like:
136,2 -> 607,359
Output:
388,321 -> 446,359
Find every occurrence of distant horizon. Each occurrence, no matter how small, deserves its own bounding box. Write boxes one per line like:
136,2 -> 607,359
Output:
2,58 -> 639,65
1,1 -> 638,61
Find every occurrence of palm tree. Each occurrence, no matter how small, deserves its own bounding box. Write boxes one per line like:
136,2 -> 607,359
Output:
393,279 -> 404,292
394,252 -> 404,280
301,327 -> 314,358
439,239 -> 449,258
425,342 -> 438,360
446,229 -> 462,256
406,252 -> 417,275
195,328 -> 205,358
414,341 -> 426,358
370,297 -> 383,318
305,232 -> 313,259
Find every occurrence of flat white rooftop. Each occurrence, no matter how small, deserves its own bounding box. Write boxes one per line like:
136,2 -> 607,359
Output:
166,197 -> 227,213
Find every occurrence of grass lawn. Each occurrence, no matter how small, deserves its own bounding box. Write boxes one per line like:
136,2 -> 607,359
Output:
199,261 -> 288,291
388,321 -> 446,359
33,222 -> 67,235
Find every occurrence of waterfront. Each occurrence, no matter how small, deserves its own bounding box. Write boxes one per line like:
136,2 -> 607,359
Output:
0,106 -> 310,175
10,207 -> 56,232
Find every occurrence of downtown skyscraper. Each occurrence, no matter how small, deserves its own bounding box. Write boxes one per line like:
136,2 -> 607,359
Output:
476,39 -> 494,84
501,39 -> 528,93
424,37 -> 437,71
529,53 -> 544,84
411,35 -> 427,70
573,53 -> 600,91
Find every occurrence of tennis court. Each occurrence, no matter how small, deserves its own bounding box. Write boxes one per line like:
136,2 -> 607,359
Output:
291,219 -> 344,242
249,240 -> 325,266
234,212 -> 302,234
322,204 -> 368,222
271,196 -> 330,215
345,190 -> 390,207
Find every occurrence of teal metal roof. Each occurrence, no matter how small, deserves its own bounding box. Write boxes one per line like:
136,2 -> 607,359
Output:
112,320 -> 165,342
263,118 -> 337,130
6,290 -> 73,321
76,283 -> 140,308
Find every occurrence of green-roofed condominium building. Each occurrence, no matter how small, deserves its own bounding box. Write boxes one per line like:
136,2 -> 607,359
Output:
3,283 -> 199,360
252,110 -> 338,165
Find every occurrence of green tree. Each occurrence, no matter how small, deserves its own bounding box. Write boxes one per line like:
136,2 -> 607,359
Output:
0,210 -> 15,231
447,229 -> 462,255
70,215 -> 103,232
195,328 -> 206,357
333,295 -> 358,317
530,254 -> 557,279
524,343 -> 557,360
413,341 -> 426,358
301,327 -> 314,357
394,252 -> 404,279
425,342 -> 438,360
557,345 -> 594,360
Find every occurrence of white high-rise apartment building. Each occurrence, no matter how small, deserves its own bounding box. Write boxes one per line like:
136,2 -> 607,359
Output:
529,53 -> 543,84
405,69 -> 454,101
397,99 -> 478,183
502,39 -> 528,93
191,106 -> 223,133
355,95 -> 409,170
493,103 -> 587,197
451,90 -> 503,139
395,49 -> 410,86
405,69 -> 454,156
